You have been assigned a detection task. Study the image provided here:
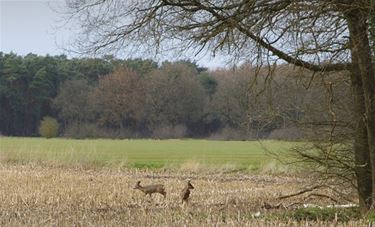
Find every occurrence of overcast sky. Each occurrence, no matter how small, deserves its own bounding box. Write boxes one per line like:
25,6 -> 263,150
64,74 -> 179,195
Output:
0,0 -> 226,69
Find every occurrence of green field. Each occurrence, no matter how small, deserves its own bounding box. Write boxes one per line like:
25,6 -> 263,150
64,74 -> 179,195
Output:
0,137 -> 297,170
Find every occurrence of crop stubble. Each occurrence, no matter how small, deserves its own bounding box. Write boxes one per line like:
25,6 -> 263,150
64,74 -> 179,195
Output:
0,165 -> 364,226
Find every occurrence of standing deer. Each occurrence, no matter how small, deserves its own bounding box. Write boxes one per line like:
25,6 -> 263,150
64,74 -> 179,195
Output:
133,181 -> 166,198
181,180 -> 194,204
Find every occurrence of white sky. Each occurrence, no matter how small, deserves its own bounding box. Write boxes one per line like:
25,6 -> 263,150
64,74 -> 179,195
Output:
0,0 -> 227,69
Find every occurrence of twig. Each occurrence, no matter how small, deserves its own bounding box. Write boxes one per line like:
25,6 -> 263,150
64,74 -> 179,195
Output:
324,185 -> 357,204
277,185 -> 325,200
306,193 -> 339,203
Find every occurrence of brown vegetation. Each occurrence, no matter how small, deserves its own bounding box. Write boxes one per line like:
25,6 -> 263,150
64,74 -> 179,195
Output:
0,164 -> 364,226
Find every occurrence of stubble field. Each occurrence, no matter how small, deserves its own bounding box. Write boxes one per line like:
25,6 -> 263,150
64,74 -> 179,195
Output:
0,138 -> 366,226
0,165 -> 364,226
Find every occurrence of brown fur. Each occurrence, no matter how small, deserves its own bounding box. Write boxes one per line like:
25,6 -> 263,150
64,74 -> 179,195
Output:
133,181 -> 166,198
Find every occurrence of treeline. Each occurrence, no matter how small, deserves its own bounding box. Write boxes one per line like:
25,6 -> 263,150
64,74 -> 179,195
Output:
0,52 -> 351,139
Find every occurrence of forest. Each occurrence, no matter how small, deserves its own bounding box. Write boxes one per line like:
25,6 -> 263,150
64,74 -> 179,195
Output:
0,52 -> 350,140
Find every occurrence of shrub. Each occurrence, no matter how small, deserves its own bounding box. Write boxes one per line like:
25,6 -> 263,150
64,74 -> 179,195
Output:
64,123 -> 100,139
152,124 -> 187,139
63,123 -> 138,139
39,116 -> 59,138
367,211 -> 375,222
208,127 -> 249,140
268,127 -> 304,140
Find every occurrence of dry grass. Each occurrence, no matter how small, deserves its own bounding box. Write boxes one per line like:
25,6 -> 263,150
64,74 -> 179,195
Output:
0,164 -> 366,226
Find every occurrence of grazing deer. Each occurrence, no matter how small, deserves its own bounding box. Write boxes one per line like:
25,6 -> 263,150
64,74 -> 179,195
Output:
133,181 -> 166,198
181,180 -> 194,204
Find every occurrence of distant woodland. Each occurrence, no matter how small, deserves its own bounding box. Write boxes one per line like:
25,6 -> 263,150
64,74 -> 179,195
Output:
0,52 -> 351,139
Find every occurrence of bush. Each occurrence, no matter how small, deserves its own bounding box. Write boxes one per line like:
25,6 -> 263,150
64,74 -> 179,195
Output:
63,123 -> 100,139
366,211 -> 375,222
39,116 -> 59,138
152,125 -> 187,139
63,123 -> 138,139
268,127 -> 304,140
208,127 -> 249,140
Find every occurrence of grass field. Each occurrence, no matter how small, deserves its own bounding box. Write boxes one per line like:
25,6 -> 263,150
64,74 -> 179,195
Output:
0,137 -> 296,171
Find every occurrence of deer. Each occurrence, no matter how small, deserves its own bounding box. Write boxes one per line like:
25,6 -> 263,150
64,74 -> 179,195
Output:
133,181 -> 167,198
181,180 -> 194,204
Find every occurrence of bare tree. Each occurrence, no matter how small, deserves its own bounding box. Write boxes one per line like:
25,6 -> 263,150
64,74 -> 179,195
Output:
62,0 -> 375,213
91,66 -> 146,131
53,79 -> 94,127
144,61 -> 205,136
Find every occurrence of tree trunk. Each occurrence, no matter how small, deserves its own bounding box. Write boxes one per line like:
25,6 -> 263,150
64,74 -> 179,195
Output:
346,8 -> 375,211
350,60 -> 373,212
